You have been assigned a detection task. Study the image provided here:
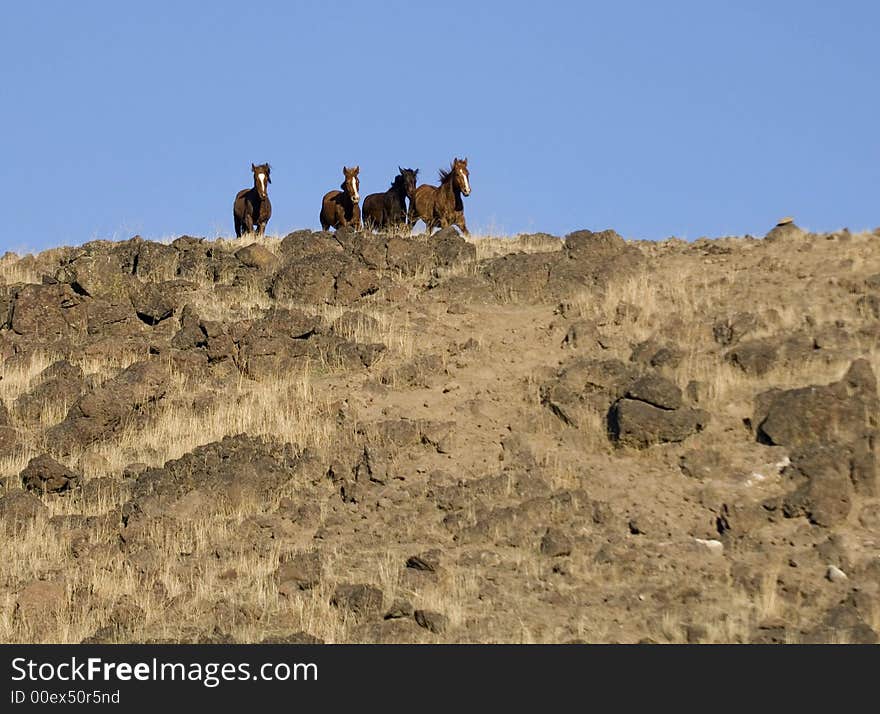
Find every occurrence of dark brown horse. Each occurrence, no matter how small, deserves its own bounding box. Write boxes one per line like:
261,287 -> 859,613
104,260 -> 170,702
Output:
408,157 -> 471,235
320,166 -> 361,230
362,167 -> 418,232
233,163 -> 272,237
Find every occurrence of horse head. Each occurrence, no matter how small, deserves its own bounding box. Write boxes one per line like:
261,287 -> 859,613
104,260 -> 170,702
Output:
453,158 -> 470,197
252,163 -> 271,200
399,167 -> 419,200
342,166 -> 360,203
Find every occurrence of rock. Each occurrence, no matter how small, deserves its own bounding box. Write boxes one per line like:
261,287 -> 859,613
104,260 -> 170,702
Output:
10,284 -> 88,338
782,444 -> 854,527
563,229 -> 626,259
420,420 -> 457,454
693,538 -> 724,556
276,552 -> 322,591
171,304 -> 206,350
58,251 -> 133,302
608,399 -> 709,448
14,360 -> 85,423
726,340 -> 778,376
765,222 -> 805,242
414,609 -> 448,634
858,502 -> 880,530
235,243 -> 280,271
712,312 -> 758,347
260,632 -> 324,645
431,227 -> 477,267
826,565 -> 848,583
756,359 -> 878,496
134,241 -> 178,281
0,425 -> 20,453
272,253 -> 378,305
384,599 -> 414,620
122,435 -> 313,527
562,320 -> 600,350
15,579 -> 67,623
129,283 -> 176,325
278,230 -> 339,260
679,449 -> 727,480
330,584 -> 384,620
630,339 -> 683,370
406,550 -> 443,572
0,489 -> 48,533
540,527 -> 573,557
624,375 -> 683,410
540,357 -> 638,427
46,359 -> 169,452
20,454 -> 82,494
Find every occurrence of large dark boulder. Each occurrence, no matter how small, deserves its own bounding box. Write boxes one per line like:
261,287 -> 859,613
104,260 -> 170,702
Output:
624,375 -> 683,410
540,358 -> 638,427
608,399 -> 709,449
129,283 -> 176,325
781,444 -> 854,527
56,250 -> 134,303
235,243 -> 280,271
20,454 -> 81,495
271,253 -> 378,305
121,435 -> 320,527
10,284 -> 88,338
134,241 -> 178,282
756,359 -> 879,524
0,490 -> 48,534
46,359 -> 170,452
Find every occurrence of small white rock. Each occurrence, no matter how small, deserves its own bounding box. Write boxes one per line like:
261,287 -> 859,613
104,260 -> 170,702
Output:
826,565 -> 848,583
694,538 -> 724,555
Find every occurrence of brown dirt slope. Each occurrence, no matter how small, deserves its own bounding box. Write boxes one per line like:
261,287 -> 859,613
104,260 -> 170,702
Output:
1,223 -> 879,644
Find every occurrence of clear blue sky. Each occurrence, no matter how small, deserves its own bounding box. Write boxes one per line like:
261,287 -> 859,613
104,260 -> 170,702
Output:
1,1 -> 877,253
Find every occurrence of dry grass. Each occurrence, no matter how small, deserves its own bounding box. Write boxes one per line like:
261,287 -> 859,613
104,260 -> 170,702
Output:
79,366 -> 334,479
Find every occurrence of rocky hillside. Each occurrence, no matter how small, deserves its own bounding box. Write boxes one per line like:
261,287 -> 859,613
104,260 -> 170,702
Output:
1,223 -> 878,643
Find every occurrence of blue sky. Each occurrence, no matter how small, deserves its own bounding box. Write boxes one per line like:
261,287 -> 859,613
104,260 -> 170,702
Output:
1,1 -> 877,252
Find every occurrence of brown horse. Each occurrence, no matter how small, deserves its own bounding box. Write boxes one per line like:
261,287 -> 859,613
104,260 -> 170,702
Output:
233,163 -> 272,237
408,157 -> 471,235
362,167 -> 418,232
320,166 -> 361,230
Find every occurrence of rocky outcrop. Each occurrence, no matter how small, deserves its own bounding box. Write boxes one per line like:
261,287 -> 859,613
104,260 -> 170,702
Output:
20,454 -> 81,494
46,359 -> 170,452
756,359 -> 879,525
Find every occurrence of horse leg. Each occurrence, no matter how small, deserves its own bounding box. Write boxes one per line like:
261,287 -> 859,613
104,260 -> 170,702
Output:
456,214 -> 470,236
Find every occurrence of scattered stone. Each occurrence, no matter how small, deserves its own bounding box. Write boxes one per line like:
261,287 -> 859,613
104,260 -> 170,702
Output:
0,489 -> 48,533
276,552 -> 322,591
384,599 -> 414,620
540,527 -> 573,557
331,584 -> 384,620
414,609 -> 448,634
694,538 -> 724,556
826,565 -> 848,583
20,455 -> 82,494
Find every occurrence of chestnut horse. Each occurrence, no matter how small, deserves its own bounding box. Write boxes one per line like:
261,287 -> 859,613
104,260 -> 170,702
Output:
362,167 -> 418,232
320,166 -> 361,230
408,157 -> 471,235
233,163 -> 272,237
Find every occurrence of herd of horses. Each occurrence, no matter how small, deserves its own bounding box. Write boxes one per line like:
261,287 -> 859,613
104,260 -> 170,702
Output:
233,158 -> 471,238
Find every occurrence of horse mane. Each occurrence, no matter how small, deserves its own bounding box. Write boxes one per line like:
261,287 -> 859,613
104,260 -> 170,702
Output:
389,174 -> 406,190
438,163 -> 456,185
